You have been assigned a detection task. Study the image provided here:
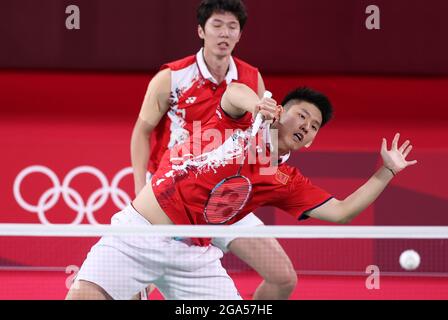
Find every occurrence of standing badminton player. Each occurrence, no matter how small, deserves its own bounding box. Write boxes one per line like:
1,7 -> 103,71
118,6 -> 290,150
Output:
130,0 -> 295,299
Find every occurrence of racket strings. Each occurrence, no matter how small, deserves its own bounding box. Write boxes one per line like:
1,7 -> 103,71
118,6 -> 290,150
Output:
204,176 -> 252,224
203,126 -> 258,224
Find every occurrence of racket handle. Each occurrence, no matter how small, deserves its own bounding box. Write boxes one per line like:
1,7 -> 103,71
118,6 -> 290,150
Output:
252,91 -> 272,137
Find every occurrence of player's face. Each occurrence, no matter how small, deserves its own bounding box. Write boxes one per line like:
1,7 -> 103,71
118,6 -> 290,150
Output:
277,101 -> 322,152
198,12 -> 242,58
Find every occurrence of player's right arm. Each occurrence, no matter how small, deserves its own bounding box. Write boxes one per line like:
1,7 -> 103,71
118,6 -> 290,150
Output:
221,82 -> 277,119
130,68 -> 171,196
256,72 -> 266,99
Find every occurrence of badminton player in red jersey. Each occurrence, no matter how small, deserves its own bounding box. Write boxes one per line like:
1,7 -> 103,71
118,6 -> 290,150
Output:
142,83 -> 417,245
68,83 -> 417,300
130,0 -> 296,299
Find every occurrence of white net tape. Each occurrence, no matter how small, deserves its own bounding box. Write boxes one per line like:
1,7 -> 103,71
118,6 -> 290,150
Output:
0,224 -> 447,239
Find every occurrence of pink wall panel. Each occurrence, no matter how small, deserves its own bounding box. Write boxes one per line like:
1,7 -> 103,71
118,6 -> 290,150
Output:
0,72 -> 447,272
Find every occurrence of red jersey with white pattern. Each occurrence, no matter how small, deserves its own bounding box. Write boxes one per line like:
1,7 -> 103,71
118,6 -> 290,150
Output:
152,106 -> 333,246
148,48 -> 259,174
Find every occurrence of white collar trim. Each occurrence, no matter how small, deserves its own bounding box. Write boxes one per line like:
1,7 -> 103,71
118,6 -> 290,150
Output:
196,48 -> 238,85
279,152 -> 291,165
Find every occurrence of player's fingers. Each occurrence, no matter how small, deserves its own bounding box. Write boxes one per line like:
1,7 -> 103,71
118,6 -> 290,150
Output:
399,140 -> 410,153
260,104 -> 277,115
260,109 -> 275,120
403,145 -> 413,158
265,103 -> 277,111
262,97 -> 277,107
392,133 -> 400,149
381,138 -> 387,152
406,159 -> 418,166
266,101 -> 278,111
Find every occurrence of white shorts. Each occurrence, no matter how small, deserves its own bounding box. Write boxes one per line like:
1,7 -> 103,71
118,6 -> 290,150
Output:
75,205 -> 241,300
211,213 -> 264,253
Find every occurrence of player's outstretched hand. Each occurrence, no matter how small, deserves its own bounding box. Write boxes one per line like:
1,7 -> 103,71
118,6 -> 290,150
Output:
381,133 -> 418,176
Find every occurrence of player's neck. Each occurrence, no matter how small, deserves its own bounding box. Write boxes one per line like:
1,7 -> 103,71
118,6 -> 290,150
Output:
203,48 -> 230,84
277,145 -> 290,157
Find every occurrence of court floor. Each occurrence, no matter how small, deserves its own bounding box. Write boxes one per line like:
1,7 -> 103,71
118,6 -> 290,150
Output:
1,270 -> 447,300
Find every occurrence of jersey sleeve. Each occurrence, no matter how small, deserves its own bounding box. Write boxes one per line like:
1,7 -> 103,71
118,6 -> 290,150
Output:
276,168 -> 333,221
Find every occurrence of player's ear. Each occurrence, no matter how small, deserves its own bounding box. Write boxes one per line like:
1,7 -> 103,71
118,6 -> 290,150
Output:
276,105 -> 285,122
198,25 -> 205,39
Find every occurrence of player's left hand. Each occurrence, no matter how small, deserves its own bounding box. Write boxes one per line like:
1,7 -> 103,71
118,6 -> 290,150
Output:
381,133 -> 418,176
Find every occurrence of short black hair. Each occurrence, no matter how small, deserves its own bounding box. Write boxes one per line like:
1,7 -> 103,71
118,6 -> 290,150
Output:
197,0 -> 248,30
281,87 -> 333,127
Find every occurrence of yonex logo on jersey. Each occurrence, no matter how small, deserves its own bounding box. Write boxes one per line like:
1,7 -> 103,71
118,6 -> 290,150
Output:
185,97 -> 197,104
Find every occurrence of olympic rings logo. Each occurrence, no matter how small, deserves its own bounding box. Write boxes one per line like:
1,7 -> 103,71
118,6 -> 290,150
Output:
13,165 -> 149,225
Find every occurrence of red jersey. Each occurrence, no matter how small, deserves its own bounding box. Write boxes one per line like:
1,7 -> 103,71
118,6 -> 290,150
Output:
152,106 -> 333,246
148,48 -> 259,174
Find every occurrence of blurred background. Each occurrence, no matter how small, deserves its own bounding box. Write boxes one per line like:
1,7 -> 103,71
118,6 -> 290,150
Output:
0,0 -> 447,299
